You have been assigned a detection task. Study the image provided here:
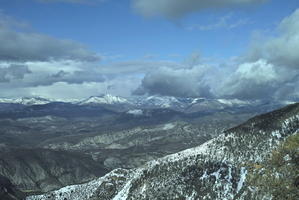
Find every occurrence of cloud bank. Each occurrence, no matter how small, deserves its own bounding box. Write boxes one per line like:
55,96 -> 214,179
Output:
133,65 -> 213,98
1,6 -> 299,101
248,9 -> 299,69
0,12 -> 105,98
0,64 -> 31,83
134,9 -> 299,100
0,27 -> 100,62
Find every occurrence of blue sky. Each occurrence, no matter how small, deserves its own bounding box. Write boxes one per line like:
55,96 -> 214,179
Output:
0,0 -> 299,100
1,0 -> 297,61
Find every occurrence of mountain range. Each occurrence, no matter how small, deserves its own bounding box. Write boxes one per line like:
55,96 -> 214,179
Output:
0,94 -> 295,115
0,95 -> 298,199
26,102 -> 299,200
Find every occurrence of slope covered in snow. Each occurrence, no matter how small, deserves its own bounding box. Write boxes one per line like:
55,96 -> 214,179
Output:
27,103 -> 299,200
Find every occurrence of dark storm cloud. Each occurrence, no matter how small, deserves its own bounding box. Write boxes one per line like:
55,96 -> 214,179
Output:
133,0 -> 267,18
0,64 -> 31,83
0,26 -> 100,62
133,66 -> 213,98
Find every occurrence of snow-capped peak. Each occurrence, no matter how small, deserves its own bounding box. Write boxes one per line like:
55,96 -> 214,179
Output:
137,95 -> 180,108
79,94 -> 129,105
0,97 -> 52,105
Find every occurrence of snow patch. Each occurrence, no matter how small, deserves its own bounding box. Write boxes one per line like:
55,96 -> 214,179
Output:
162,123 -> 176,130
237,167 -> 247,192
127,109 -> 143,116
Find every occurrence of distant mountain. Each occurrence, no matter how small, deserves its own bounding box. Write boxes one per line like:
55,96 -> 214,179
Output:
78,94 -> 129,105
0,97 -> 52,106
0,102 -> 119,119
0,95 -> 295,114
27,103 -> 299,200
133,95 -> 184,109
0,95 -> 296,197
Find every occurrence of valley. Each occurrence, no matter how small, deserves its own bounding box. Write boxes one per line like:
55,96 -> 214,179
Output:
1,1 -> 299,200
26,102 -> 299,200
0,95 -> 294,198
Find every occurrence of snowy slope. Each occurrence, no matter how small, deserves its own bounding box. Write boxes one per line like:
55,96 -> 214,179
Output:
27,103 -> 299,200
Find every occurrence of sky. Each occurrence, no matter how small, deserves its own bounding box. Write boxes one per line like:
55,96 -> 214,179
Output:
0,0 -> 299,100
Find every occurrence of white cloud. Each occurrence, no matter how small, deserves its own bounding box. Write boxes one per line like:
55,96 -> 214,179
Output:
211,9 -> 299,100
0,27 -> 100,62
2,7 -> 299,101
216,59 -> 280,99
248,8 -> 299,69
0,74 -> 141,99
37,0 -> 106,4
187,14 -> 250,31
0,12 -> 100,62
133,7 -> 299,101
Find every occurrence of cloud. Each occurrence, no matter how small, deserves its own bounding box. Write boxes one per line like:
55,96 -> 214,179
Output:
0,12 -> 104,92
0,74 -> 141,99
215,59 -> 279,100
0,28 -> 100,62
187,14 -> 250,31
35,70 -> 105,86
0,64 -> 31,83
217,59 -> 299,100
132,0 -> 267,18
132,8 -> 299,101
38,0 -> 87,2
2,8 -> 299,101
0,11 -> 29,30
133,65 -> 213,98
0,58 -> 184,97
208,9 -> 299,101
247,8 -> 299,69
37,0 -> 106,4
0,13 -> 100,62
97,60 -> 184,75
0,60 -> 106,87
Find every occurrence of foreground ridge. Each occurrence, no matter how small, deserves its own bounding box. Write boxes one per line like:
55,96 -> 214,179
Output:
27,103 -> 299,200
